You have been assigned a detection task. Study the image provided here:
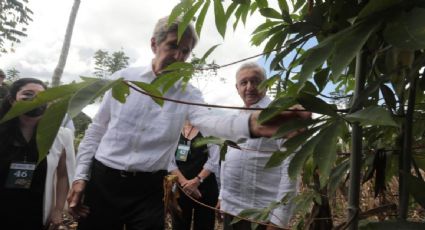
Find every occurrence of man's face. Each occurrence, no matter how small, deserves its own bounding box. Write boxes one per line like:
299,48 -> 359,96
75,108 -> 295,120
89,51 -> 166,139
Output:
236,68 -> 266,107
151,32 -> 193,75
0,72 -> 5,84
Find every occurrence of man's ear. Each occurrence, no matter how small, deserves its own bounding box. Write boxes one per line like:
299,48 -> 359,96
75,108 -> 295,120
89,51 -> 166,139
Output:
7,95 -> 14,105
235,84 -> 239,90
151,37 -> 157,53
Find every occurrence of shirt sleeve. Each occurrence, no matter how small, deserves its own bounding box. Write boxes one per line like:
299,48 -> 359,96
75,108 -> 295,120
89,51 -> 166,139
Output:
269,156 -> 298,228
74,91 -> 112,181
168,150 -> 178,172
186,88 -> 250,142
203,144 -> 220,174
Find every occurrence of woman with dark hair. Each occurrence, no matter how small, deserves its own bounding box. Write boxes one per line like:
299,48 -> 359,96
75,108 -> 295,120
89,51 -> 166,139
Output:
0,78 -> 75,229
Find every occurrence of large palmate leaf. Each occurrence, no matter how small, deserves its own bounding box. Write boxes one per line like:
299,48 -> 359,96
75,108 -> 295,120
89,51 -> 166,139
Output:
384,8 -> 425,50
331,20 -> 381,79
258,96 -> 297,124
357,0 -> 402,20
287,127 -> 322,179
345,106 -> 398,127
297,93 -> 338,117
313,119 -> 345,186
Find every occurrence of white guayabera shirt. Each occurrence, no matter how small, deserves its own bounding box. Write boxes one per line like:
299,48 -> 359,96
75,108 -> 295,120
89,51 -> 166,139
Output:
74,64 -> 250,181
220,96 -> 298,228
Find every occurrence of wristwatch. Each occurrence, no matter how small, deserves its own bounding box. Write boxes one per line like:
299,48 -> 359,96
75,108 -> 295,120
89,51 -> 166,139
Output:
196,175 -> 204,183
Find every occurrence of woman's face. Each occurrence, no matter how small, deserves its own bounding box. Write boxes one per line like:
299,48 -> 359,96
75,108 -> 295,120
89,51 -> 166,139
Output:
15,83 -> 45,102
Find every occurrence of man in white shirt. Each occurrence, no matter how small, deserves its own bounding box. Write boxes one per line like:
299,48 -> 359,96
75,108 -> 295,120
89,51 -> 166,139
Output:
67,17 -> 309,230
219,62 -> 298,230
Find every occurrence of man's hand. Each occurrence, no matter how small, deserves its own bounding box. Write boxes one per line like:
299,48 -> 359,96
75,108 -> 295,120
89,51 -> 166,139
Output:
249,104 -> 312,138
215,200 -> 223,222
67,180 -> 90,220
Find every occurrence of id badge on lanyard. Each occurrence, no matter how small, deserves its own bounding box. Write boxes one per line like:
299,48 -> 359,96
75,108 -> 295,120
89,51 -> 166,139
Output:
5,161 -> 36,189
176,142 -> 190,162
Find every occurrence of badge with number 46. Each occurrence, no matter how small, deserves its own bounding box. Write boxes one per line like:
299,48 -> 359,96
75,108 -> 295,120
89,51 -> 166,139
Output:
5,162 -> 36,189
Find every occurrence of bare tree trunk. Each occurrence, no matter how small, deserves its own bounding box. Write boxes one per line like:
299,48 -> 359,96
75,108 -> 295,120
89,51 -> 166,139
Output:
51,0 -> 81,87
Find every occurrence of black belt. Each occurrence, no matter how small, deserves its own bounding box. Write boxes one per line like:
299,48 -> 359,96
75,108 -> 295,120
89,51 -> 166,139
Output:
93,159 -> 167,178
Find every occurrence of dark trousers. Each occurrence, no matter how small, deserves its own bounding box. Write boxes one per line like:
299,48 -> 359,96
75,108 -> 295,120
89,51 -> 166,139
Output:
223,214 -> 266,230
171,176 -> 218,230
78,160 -> 167,230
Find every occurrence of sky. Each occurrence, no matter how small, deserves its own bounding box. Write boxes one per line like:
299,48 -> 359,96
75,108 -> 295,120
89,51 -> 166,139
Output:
2,0 -> 272,117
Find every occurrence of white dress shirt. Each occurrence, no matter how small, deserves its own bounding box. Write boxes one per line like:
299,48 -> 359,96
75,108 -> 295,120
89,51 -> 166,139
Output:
220,96 -> 298,228
74,64 -> 250,181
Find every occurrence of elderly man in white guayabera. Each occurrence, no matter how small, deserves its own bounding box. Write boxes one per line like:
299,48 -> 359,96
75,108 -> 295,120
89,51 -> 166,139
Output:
67,16 -> 310,230
218,62 -> 299,230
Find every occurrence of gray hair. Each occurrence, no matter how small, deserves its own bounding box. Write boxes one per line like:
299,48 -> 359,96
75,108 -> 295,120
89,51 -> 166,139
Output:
153,16 -> 198,48
236,62 -> 266,79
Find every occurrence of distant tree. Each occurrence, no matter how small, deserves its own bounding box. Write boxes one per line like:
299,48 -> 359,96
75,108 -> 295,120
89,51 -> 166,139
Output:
93,49 -> 110,78
72,112 -> 92,149
6,67 -> 20,82
107,50 -> 129,74
51,0 -> 81,86
0,0 -> 33,53
93,49 -> 129,78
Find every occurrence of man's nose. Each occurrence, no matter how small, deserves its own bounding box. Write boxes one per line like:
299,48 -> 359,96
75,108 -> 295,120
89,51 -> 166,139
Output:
173,49 -> 184,61
247,82 -> 256,90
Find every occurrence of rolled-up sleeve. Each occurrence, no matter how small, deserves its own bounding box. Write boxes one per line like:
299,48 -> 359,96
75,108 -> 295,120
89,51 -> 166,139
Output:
203,144 -> 220,174
74,91 -> 112,181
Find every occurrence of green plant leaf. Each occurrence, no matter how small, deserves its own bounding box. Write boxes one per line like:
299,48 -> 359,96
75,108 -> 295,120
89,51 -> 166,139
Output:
214,0 -> 226,38
178,0 -> 203,41
36,96 -> 70,163
380,84 -> 396,111
193,136 -> 226,147
298,43 -> 333,85
265,150 -> 292,168
258,96 -> 297,124
272,118 -> 319,139
200,44 -> 220,62
1,80 -> 95,123
259,7 -> 281,19
68,78 -> 121,118
168,2 -> 185,27
328,159 -> 350,195
278,0 -> 289,13
288,131 -> 321,179
196,0 -> 211,37
331,21 -> 380,79
313,120 -> 344,186
258,74 -> 279,92
297,93 -> 338,117
313,68 -> 329,92
406,174 -> 425,209
357,0 -> 402,20
111,81 -> 130,103
345,106 -> 398,127
131,81 -> 164,106
255,0 -> 268,8
383,8 -> 425,50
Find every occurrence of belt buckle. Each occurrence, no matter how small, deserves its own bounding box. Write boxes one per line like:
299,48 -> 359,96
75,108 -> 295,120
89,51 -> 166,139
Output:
120,171 -> 137,177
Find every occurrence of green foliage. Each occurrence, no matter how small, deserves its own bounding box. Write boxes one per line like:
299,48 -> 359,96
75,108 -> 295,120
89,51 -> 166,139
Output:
93,49 -> 130,78
0,0 -> 33,53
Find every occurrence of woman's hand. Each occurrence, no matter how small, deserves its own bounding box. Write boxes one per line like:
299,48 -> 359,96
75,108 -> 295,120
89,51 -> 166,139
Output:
182,178 -> 202,198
